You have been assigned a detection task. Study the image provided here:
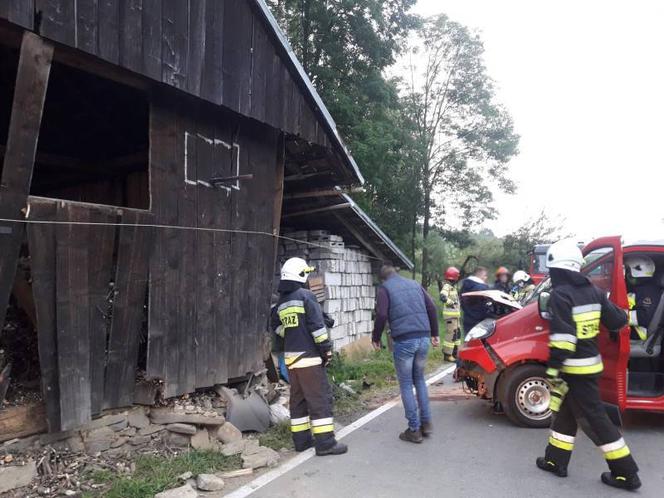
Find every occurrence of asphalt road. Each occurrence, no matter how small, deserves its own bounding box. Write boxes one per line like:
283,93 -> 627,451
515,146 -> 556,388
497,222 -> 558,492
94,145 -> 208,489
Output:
249,382 -> 664,498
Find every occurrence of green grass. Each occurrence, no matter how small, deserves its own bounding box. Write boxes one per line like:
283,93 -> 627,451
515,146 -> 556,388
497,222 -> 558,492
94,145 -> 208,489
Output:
259,422 -> 293,451
87,451 -> 242,498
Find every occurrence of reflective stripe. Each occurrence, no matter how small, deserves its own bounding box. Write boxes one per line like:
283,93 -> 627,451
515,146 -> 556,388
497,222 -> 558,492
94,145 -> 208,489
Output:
454,339 -> 461,346
550,333 -> 577,344
275,325 -> 285,338
311,424 -> 335,434
549,436 -> 574,451
278,300 -> 304,312
550,341 -> 576,352
600,438 -> 631,460
563,355 -> 602,366
627,293 -> 636,309
545,368 -> 559,377
628,310 -> 639,327
290,422 -> 311,433
443,310 -> 461,317
311,417 -> 334,426
551,430 -> 576,444
600,437 -> 627,453
572,303 -> 602,314
442,341 -> 455,348
291,416 -> 310,425
284,352 -> 304,365
314,333 -> 329,344
311,327 -> 327,338
279,306 -> 305,316
287,356 -> 323,369
633,326 -> 648,341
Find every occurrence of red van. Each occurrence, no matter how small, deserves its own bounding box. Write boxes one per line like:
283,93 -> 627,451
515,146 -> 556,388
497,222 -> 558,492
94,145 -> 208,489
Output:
458,236 -> 664,427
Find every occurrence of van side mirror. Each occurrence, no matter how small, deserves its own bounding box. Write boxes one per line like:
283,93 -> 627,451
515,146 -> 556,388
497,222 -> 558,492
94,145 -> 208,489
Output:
538,291 -> 552,320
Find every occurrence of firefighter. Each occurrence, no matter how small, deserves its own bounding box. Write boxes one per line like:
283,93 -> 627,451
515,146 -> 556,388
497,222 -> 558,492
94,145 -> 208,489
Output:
512,270 -> 535,302
625,255 -> 659,343
493,266 -> 511,293
440,266 -> 461,362
536,239 -> 641,490
271,257 -> 348,456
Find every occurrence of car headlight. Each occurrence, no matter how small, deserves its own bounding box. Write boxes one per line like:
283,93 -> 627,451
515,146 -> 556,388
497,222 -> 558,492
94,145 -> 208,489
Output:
464,319 -> 496,342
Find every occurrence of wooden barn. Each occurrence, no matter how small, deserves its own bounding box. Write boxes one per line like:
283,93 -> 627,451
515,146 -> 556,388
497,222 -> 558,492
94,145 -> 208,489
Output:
0,0 -> 367,434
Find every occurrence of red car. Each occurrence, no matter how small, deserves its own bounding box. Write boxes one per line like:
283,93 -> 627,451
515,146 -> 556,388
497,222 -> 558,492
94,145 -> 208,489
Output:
458,236 -> 664,427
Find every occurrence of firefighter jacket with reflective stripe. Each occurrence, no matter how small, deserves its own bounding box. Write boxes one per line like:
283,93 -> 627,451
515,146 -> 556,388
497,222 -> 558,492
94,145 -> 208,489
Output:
440,281 -> 460,317
547,269 -> 627,376
627,282 -> 660,341
271,283 -> 331,369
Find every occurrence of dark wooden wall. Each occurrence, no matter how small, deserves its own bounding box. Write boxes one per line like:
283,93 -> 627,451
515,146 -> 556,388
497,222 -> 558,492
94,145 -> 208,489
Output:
0,0 -> 328,148
27,198 -> 152,431
148,92 -> 280,398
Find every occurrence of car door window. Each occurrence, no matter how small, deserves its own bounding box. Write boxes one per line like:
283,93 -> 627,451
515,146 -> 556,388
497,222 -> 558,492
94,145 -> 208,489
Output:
582,247 -> 614,293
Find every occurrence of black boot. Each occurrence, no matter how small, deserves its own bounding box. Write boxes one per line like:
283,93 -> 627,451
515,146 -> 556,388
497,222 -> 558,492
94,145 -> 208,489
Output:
601,472 -> 641,491
536,457 -> 568,477
399,428 -> 423,444
316,442 -> 348,456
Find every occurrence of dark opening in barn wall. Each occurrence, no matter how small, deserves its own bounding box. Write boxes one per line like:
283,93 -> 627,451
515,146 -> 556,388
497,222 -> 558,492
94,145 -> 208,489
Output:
0,43 -> 19,178
30,60 -> 149,209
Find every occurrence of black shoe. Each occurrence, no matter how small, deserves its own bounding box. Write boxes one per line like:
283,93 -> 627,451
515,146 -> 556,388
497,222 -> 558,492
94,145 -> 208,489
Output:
315,442 -> 348,456
536,457 -> 568,478
601,472 -> 641,491
421,421 -> 433,438
399,428 -> 423,444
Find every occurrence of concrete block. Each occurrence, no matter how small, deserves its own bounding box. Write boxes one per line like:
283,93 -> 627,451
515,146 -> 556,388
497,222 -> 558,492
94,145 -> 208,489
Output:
323,272 -> 342,286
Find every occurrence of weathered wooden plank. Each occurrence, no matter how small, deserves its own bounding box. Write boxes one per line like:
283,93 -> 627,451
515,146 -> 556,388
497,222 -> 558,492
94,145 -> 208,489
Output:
36,0 -> 75,46
264,50 -> 284,128
250,21 -> 269,124
146,96 -> 175,389
200,0 -> 223,105
26,200 -> 60,432
161,0 -> 188,90
55,203 -> 92,431
141,0 -> 162,81
104,210 -> 153,409
0,0 -> 34,29
87,208 -> 116,415
0,32 -> 52,337
222,0 -> 253,116
98,0 -> 120,64
187,0 -> 205,95
211,109 -> 235,386
0,403 -> 48,443
75,0 -> 99,55
120,0 -> 143,73
177,99 -> 197,394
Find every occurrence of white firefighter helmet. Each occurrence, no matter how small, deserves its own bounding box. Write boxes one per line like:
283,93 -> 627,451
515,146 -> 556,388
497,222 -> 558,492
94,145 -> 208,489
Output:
512,270 -> 530,285
625,255 -> 655,278
280,257 -> 315,283
546,239 -> 585,272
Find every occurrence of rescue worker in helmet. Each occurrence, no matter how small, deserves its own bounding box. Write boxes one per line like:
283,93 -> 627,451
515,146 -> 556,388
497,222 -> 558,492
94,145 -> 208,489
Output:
440,267 -> 461,362
512,270 -> 535,302
493,267 -> 511,294
536,239 -> 640,490
624,255 -> 660,343
271,257 -> 348,456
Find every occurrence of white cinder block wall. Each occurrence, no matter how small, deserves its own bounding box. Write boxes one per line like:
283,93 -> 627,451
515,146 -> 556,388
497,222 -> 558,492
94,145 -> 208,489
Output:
277,230 -> 376,350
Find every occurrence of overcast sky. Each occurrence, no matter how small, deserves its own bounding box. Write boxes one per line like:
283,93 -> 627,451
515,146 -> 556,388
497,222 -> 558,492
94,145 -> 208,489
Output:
413,0 -> 664,243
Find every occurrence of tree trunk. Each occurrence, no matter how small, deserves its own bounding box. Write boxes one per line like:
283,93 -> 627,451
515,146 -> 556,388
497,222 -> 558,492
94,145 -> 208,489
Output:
410,210 -> 417,279
421,185 -> 432,287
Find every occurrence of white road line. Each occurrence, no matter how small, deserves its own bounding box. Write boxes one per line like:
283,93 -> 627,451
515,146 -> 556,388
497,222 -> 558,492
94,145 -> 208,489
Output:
224,363 -> 457,498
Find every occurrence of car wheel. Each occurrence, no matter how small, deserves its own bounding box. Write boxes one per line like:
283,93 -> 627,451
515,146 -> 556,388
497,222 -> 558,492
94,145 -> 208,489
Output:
501,364 -> 552,428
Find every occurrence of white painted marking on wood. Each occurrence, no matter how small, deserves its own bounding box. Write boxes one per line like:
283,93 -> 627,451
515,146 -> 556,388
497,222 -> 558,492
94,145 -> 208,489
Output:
184,132 -> 241,192
224,364 -> 457,498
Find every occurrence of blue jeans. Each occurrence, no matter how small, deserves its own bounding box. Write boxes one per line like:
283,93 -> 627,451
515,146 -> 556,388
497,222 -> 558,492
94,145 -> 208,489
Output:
393,336 -> 431,431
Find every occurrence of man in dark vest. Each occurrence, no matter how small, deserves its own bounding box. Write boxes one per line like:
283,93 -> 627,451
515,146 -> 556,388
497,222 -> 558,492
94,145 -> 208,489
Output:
372,265 -> 439,443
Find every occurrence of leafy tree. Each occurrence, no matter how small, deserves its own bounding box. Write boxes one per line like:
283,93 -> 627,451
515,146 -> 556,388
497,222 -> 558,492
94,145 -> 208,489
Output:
267,0 -> 422,257
502,211 -> 573,271
401,14 -> 520,284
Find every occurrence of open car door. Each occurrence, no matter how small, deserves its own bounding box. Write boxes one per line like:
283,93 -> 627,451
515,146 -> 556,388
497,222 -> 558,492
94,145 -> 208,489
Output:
582,236 -> 629,411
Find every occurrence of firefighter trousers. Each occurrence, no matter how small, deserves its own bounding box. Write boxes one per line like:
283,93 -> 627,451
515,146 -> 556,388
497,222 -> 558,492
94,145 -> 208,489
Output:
443,316 -> 461,356
289,364 -> 337,452
544,375 -> 638,477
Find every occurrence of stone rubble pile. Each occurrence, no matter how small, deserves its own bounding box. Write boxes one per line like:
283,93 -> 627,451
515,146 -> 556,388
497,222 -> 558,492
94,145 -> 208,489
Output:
278,230 -> 376,350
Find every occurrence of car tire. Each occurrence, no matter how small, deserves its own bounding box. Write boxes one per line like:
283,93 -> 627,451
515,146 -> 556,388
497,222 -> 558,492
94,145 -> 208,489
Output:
501,364 -> 552,428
